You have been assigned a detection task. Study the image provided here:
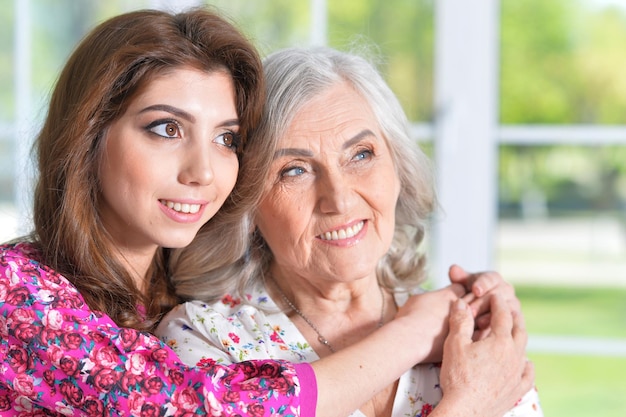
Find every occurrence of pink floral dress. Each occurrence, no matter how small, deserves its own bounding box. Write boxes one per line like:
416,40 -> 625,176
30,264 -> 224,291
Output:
0,242 -> 316,416
157,282 -> 544,417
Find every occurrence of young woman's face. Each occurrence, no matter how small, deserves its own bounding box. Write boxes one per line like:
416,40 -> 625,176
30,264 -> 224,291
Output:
99,67 -> 240,255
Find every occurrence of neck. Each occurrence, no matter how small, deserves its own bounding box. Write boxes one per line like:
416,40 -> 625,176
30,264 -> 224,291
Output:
269,267 -> 380,314
268,268 -> 396,354
114,246 -> 158,295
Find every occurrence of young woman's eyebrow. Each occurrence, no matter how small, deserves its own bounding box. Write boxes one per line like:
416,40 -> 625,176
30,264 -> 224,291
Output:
139,104 -> 195,122
218,119 -> 240,129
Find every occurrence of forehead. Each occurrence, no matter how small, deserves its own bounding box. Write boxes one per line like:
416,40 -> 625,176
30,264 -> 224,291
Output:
123,67 -> 232,111
283,81 -> 379,143
138,67 -> 232,97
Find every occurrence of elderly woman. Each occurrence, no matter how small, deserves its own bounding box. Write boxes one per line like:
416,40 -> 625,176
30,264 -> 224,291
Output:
158,47 -> 541,417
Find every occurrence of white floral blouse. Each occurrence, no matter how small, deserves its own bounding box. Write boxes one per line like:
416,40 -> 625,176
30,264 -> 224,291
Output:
156,282 -> 543,417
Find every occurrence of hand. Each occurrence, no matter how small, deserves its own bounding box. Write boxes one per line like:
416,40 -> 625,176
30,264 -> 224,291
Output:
436,295 -> 534,417
448,265 -> 521,339
395,284 -> 465,363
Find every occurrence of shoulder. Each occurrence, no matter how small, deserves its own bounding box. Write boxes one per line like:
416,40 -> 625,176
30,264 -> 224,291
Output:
0,241 -> 54,285
1,241 -> 67,284
164,284 -> 278,330
157,285 -> 310,363
0,241 -> 86,310
0,241 -> 42,264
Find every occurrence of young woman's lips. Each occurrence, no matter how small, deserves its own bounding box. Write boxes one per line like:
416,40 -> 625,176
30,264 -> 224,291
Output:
159,199 -> 207,223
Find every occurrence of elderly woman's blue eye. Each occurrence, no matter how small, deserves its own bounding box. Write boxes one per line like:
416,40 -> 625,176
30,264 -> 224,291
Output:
283,167 -> 305,177
355,150 -> 373,160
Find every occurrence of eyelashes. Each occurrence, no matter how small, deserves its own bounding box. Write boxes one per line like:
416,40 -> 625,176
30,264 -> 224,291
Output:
276,147 -> 375,180
215,131 -> 242,152
145,119 -> 182,139
144,119 -> 241,152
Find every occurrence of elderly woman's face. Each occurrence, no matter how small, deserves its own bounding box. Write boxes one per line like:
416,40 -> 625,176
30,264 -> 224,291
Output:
255,81 -> 401,283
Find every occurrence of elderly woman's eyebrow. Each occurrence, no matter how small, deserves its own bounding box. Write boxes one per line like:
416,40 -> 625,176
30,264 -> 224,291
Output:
272,129 -> 376,160
273,148 -> 313,159
343,129 -> 375,149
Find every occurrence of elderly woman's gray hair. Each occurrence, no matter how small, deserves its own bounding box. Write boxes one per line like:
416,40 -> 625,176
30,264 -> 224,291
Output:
171,46 -> 437,303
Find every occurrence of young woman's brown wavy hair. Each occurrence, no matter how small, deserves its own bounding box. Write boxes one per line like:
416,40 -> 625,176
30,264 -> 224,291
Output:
31,7 -> 264,331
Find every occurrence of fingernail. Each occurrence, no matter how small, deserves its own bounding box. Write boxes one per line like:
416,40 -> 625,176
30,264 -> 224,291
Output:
455,299 -> 467,310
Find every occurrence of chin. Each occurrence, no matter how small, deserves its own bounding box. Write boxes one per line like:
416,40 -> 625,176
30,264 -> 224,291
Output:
160,234 -> 198,249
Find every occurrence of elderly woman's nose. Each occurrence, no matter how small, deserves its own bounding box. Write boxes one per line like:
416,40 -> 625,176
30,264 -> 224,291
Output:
317,171 -> 355,213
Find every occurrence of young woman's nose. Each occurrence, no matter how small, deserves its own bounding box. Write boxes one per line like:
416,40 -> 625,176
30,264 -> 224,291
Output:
178,143 -> 215,186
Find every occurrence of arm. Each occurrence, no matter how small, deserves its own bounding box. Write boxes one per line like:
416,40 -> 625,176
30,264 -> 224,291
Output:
313,269 -> 538,417
158,290 -> 464,417
309,283 -> 473,416
0,244 -> 308,417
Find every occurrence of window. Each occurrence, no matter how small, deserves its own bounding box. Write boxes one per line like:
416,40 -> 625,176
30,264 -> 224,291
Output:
2,2 -> 624,415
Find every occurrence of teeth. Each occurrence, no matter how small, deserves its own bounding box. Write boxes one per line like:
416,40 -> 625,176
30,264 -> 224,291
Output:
161,200 -> 201,214
318,221 -> 364,241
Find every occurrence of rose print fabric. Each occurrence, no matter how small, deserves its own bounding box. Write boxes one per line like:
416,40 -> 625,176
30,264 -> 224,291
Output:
157,282 -> 543,417
0,242 -> 316,416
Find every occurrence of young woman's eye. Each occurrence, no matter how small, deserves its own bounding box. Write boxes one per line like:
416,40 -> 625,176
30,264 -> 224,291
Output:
146,120 -> 182,139
281,166 -> 306,177
215,131 -> 241,151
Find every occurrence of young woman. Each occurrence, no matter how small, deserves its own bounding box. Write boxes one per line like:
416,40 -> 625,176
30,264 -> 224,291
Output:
0,8 -> 532,417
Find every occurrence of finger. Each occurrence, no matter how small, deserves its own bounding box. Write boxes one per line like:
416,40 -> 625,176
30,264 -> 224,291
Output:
470,270 -> 503,297
447,283 -> 466,299
474,312 -> 492,330
472,327 -> 491,341
448,264 -> 476,291
466,293 -> 490,317
446,298 -> 475,345
461,291 -> 477,304
511,310 -> 528,350
448,264 -> 468,282
487,294 -> 514,337
518,360 -> 535,400
508,295 -> 522,316
469,285 -> 520,323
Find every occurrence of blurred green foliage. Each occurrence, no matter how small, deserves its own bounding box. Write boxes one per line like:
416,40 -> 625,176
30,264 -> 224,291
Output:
327,0 -> 435,122
501,0 -> 626,124
499,0 -> 626,217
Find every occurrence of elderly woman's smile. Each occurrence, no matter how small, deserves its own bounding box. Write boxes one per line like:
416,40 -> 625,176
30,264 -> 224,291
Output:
317,219 -> 366,242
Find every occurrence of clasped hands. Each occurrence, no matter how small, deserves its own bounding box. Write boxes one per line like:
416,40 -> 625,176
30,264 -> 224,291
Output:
396,265 -> 533,416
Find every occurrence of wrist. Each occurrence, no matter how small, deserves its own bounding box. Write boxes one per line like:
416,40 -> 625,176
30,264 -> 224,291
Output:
384,314 -> 431,363
429,396 -> 476,417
